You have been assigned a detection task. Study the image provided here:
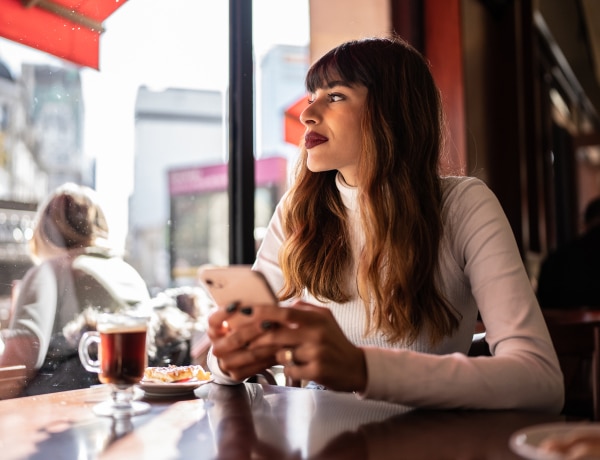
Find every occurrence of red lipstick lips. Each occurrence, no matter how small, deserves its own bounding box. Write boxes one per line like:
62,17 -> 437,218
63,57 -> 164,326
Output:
304,132 -> 328,149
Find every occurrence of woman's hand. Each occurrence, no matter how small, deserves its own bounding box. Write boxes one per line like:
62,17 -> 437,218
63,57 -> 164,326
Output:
248,301 -> 368,393
207,305 -> 279,381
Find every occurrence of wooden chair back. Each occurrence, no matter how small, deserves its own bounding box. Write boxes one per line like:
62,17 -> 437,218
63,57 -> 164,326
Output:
543,309 -> 600,421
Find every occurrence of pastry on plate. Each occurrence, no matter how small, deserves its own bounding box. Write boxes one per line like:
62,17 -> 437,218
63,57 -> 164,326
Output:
143,364 -> 211,383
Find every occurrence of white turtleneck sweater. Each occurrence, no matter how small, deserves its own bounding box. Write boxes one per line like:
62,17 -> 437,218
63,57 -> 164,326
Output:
208,175 -> 564,413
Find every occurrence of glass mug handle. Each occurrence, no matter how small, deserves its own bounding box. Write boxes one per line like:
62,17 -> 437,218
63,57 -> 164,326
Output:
78,331 -> 101,373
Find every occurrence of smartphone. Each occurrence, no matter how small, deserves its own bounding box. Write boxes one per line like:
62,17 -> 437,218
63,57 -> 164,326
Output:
198,265 -> 280,330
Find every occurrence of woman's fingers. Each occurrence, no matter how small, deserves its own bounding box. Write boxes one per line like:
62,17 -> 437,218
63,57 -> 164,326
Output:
207,305 -> 238,340
211,317 -> 271,354
218,345 -> 279,381
253,304 -> 368,392
210,300 -> 325,343
277,346 -> 301,367
248,304 -> 336,349
208,303 -> 267,342
208,300 -> 368,390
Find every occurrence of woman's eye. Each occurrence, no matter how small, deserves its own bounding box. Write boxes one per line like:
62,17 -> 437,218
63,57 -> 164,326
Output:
306,92 -> 343,104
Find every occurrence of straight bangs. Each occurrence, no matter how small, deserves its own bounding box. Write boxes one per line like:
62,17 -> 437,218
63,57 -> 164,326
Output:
305,43 -> 370,92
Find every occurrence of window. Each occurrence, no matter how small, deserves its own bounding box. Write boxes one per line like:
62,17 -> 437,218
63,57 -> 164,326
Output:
0,0 -> 309,314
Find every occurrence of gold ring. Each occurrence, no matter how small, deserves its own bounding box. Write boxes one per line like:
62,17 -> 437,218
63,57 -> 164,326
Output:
283,348 -> 295,366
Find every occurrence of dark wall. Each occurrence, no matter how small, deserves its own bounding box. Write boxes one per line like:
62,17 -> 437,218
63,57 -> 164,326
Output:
391,0 -> 600,262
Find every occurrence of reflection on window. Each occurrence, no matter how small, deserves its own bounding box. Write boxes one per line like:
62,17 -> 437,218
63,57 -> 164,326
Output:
0,0 -> 309,318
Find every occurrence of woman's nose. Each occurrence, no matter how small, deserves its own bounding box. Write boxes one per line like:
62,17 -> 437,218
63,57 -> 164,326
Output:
299,103 -> 319,126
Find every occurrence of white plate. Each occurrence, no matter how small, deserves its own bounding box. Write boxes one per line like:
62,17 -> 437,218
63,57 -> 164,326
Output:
137,378 -> 213,398
509,422 -> 600,460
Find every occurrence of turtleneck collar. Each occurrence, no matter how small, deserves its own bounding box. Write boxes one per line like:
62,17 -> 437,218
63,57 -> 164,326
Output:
335,172 -> 358,211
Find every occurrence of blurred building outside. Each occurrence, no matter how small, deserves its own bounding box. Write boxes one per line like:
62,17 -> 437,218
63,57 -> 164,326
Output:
0,60 -> 95,315
0,43 -> 308,317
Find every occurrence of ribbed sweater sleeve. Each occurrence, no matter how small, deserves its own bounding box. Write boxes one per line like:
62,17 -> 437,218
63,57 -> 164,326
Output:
211,176 -> 564,412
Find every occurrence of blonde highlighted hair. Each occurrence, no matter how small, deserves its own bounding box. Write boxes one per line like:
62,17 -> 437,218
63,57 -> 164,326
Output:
278,36 -> 460,345
30,183 -> 109,262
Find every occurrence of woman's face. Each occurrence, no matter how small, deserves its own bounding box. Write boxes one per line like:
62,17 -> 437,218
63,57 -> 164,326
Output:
300,78 -> 368,186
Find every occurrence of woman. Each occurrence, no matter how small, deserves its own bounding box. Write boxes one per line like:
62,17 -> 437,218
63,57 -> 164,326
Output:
207,36 -> 564,412
0,183 -> 150,396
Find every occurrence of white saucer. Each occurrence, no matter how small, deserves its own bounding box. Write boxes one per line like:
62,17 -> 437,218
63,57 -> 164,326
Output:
509,422 -> 600,460
137,378 -> 213,398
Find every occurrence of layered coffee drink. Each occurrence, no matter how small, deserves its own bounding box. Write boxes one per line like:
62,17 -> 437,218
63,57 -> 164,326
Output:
79,312 -> 151,416
97,322 -> 147,386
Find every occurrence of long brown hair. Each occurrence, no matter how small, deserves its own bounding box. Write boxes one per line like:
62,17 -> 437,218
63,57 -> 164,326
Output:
278,36 -> 460,345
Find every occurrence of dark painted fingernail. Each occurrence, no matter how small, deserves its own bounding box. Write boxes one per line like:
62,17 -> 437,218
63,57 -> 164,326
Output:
226,301 -> 239,313
240,306 -> 253,315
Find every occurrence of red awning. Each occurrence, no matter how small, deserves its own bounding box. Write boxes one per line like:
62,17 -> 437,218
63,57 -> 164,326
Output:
0,0 -> 127,70
284,95 -> 307,146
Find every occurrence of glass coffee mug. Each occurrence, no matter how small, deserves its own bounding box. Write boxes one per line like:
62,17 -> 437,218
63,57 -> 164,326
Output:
79,311 -> 151,417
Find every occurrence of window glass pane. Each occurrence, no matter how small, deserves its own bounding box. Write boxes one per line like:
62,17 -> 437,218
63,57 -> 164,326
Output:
0,1 -> 230,394
0,1 -> 310,301
0,1 -> 230,304
253,0 -> 310,241
0,0 -> 310,395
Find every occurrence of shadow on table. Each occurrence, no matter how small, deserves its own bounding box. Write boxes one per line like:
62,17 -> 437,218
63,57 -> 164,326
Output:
27,415 -> 136,460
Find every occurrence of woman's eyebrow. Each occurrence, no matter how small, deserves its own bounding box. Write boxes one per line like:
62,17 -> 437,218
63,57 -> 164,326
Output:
323,80 -> 352,89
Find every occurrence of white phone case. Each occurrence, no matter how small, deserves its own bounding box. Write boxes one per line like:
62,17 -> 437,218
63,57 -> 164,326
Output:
198,265 -> 278,308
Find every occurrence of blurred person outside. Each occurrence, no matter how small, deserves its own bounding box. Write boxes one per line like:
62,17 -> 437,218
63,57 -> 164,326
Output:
537,197 -> 600,309
0,183 -> 150,397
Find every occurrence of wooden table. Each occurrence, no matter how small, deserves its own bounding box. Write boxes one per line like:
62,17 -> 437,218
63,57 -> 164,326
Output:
0,382 -> 566,459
